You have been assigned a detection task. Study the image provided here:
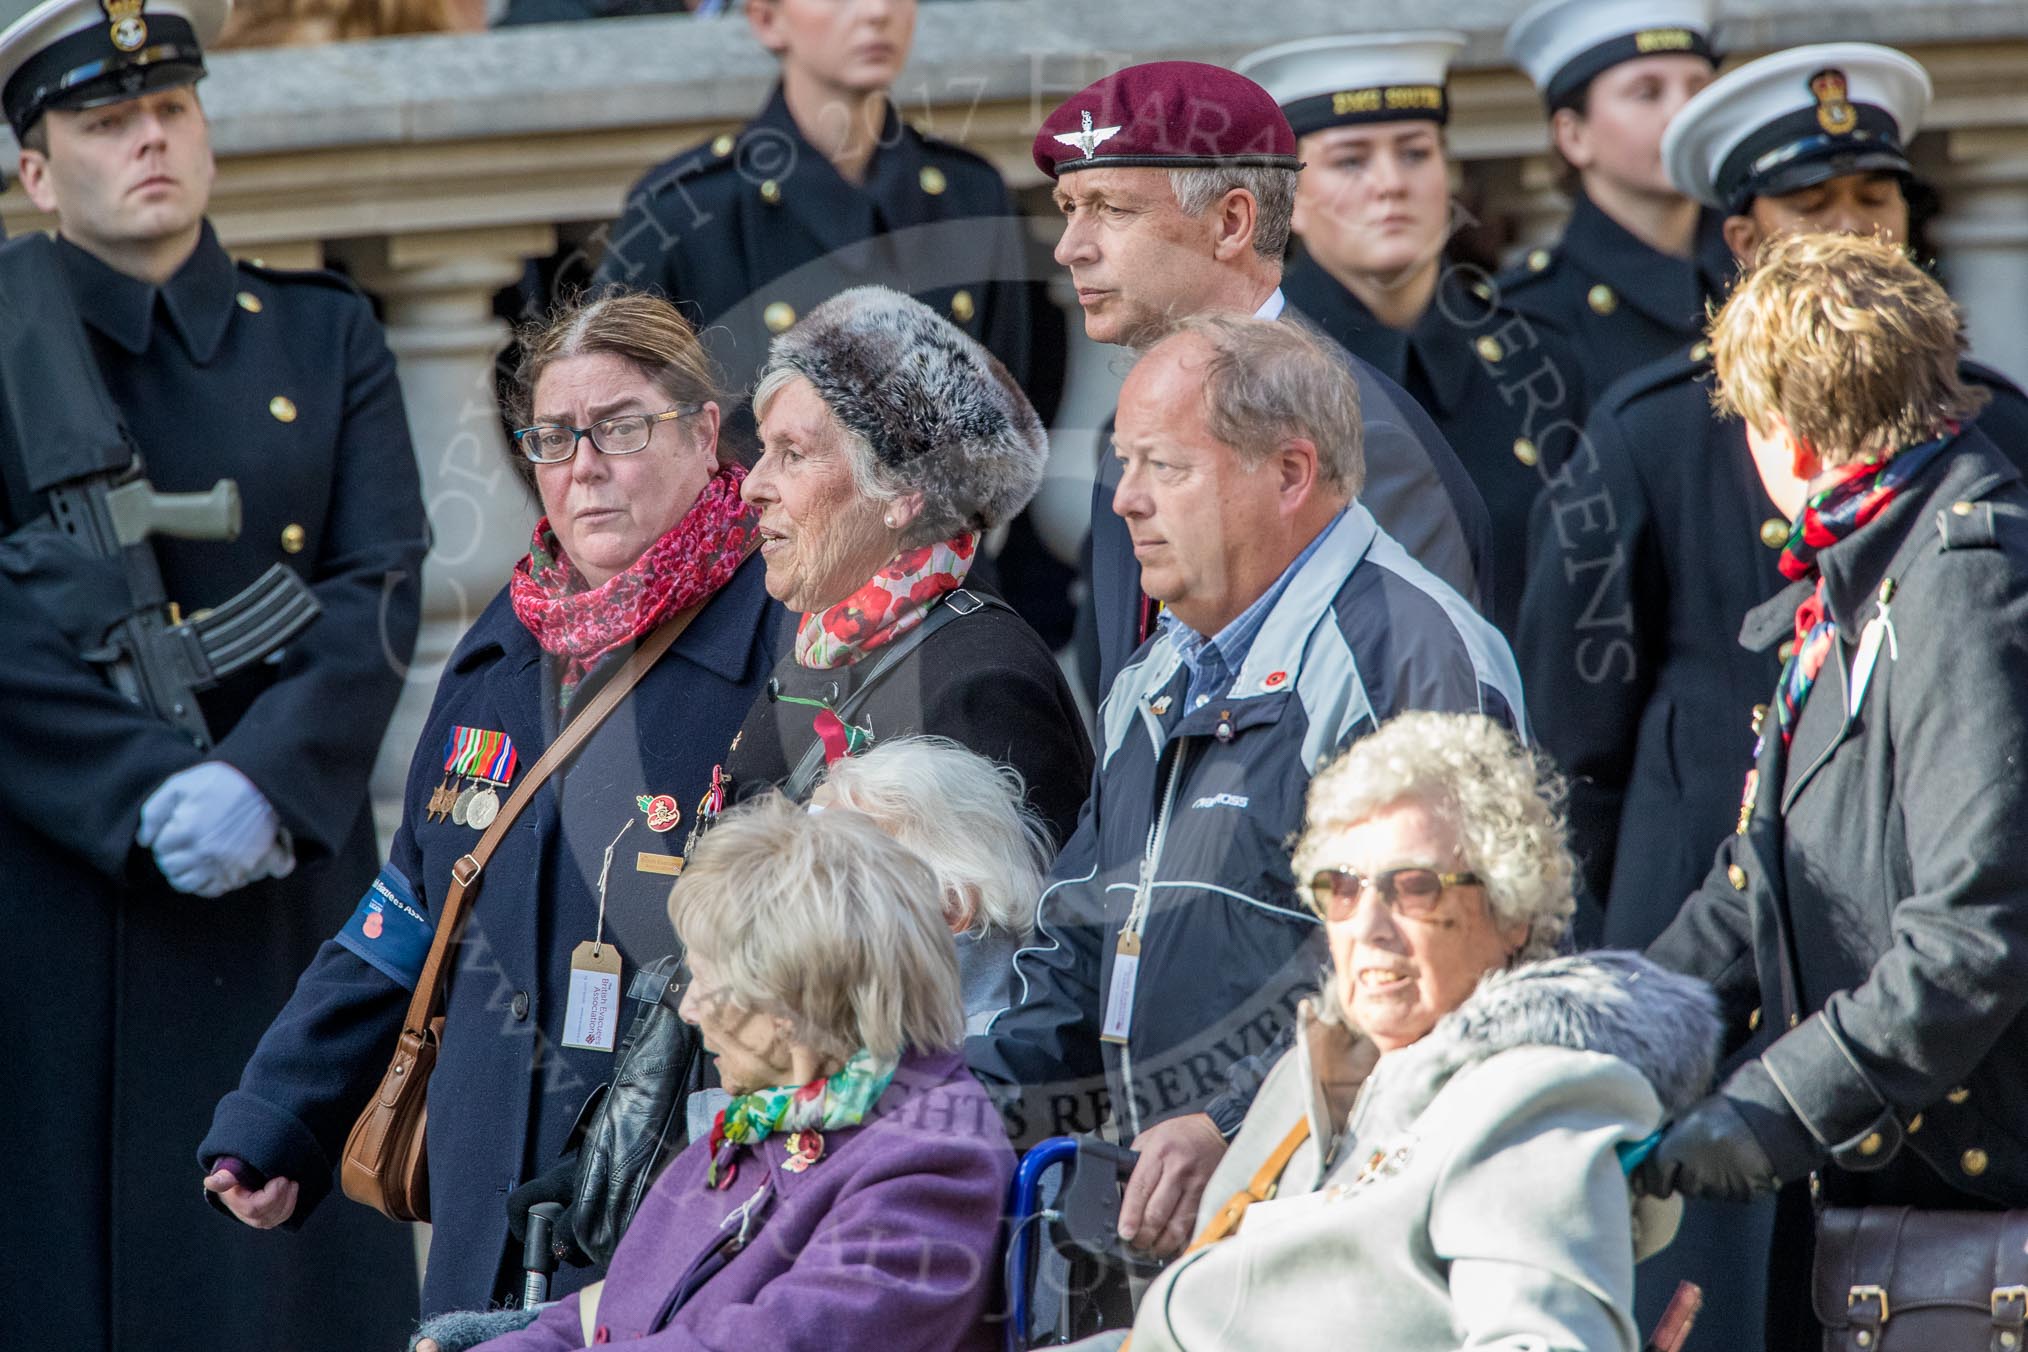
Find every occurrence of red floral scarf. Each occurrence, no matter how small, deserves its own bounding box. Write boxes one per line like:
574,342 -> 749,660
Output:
511,464 -> 755,706
793,531 -> 978,669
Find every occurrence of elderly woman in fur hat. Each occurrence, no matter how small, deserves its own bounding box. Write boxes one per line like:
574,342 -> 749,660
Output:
1077,711 -> 1721,1352
707,285 -> 1093,841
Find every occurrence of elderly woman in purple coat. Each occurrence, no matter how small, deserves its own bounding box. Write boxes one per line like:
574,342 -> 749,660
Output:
426,792 -> 1013,1352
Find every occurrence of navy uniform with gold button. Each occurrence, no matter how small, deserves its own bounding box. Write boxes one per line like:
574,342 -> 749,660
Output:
1241,32 -> 1587,637
1519,44 -> 2028,941
0,1 -> 426,1348
1497,0 -> 1735,394
595,84 -> 1029,405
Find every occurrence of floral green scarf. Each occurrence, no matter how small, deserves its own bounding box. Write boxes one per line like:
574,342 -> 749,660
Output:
705,1049 -> 897,1188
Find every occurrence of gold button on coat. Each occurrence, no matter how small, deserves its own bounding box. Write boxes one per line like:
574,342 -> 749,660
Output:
949,289 -> 975,323
763,302 -> 796,334
1908,1113 -> 1923,1134
759,179 -> 782,205
1727,864 -> 1748,890
1963,1148 -> 1990,1177
1512,437 -> 1539,467
280,523 -> 307,554
712,132 -> 735,157
269,395 -> 298,423
1690,341 -> 1710,362
1474,336 -> 1503,363
1858,1132 -> 1883,1156
1471,280 -> 1492,300
1748,1006 -> 1762,1031
1752,703 -> 1769,734
1588,284 -> 1617,315
1527,249 -> 1550,272
919,165 -> 947,196
1778,639 -> 1796,662
1948,1086 -> 1971,1104
1952,500 -> 1975,516
236,291 -> 263,313
1760,517 -> 1789,549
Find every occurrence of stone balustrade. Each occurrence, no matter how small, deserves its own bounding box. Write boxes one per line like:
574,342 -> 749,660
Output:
7,0 -> 2027,841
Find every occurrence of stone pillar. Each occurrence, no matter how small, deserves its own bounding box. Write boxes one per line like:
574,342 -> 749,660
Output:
337,225 -> 554,850
1930,131 -> 2028,388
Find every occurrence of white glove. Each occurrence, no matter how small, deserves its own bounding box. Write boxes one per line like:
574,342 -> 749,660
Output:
138,762 -> 295,897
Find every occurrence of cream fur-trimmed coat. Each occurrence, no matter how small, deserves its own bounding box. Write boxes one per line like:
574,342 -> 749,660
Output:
1105,951 -> 1720,1352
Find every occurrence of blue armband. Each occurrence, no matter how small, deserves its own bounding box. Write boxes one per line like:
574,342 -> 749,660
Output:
335,861 -> 433,990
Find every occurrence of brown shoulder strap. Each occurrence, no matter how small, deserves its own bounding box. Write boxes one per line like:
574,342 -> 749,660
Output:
1184,1117 -> 1311,1254
393,597 -> 707,1037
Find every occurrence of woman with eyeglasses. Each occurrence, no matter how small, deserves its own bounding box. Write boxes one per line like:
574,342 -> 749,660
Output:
1074,711 -> 1721,1352
198,291 -> 792,1318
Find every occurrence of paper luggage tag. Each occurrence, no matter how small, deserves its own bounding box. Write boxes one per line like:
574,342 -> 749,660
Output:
1100,931 -> 1141,1045
562,940 -> 624,1051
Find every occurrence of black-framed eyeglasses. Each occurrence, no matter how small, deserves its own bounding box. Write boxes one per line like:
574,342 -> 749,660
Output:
511,405 -> 704,464
1302,866 -> 1482,923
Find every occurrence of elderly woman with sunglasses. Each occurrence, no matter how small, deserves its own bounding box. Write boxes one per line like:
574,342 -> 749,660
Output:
1082,711 -> 1721,1352
200,291 -> 793,1318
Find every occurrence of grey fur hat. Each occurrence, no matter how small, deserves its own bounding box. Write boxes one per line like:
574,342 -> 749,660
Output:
758,286 -> 1048,541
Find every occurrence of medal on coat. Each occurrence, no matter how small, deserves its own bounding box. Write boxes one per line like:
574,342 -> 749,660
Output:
439,726 -> 520,831
563,820 -> 631,1052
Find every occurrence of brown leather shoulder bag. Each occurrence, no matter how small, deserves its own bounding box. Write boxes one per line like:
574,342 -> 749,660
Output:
340,605 -> 701,1221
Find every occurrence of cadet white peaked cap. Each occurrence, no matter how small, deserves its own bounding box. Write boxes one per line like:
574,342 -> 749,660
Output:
0,0 -> 229,139
1504,0 -> 1718,107
1237,31 -> 1467,135
1662,42 -> 1931,212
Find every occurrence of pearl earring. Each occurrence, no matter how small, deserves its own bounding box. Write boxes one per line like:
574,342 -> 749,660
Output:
884,516 -> 897,529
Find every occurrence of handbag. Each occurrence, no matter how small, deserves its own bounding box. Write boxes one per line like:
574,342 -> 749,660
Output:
340,601 -> 707,1222
1812,1206 -> 2028,1351
561,587 -> 1008,1249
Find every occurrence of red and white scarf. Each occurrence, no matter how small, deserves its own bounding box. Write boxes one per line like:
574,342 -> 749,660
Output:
510,464 -> 755,706
793,531 -> 978,669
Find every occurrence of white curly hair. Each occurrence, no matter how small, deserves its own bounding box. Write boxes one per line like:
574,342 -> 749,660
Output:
1292,711 -> 1575,967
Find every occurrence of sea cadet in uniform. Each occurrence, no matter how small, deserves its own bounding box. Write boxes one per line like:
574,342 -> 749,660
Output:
1520,42 -> 2028,936
0,0 -> 428,1347
593,0 -> 1029,405
1240,31 -> 1587,637
1498,0 -> 1733,394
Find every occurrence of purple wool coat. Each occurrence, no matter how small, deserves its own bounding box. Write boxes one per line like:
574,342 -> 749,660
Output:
478,1049 -> 1014,1351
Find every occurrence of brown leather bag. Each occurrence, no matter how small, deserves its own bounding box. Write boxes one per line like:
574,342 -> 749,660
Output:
340,606 -> 703,1222
1813,1205 -> 2028,1351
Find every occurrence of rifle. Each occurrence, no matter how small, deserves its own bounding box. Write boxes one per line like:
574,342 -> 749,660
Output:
0,233 -> 320,749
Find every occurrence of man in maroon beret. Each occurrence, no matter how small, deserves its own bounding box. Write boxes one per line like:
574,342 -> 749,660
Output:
1037,61 -> 1493,701
970,60 -> 1506,1277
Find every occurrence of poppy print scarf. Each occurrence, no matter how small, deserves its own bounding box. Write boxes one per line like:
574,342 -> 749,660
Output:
793,530 -> 978,669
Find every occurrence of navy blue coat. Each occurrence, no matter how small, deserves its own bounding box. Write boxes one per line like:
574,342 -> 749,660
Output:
0,226 -> 428,1352
202,560 -> 791,1315
1519,344 -> 2028,944
595,84 -> 1030,402
1283,256 -> 1587,638
1494,192 -> 1735,397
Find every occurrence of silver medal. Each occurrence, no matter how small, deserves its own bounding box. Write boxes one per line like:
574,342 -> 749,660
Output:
465,786 -> 500,830
450,782 -> 477,826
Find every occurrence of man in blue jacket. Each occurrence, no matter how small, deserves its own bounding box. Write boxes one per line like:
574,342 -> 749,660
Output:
968,313 -> 1523,1260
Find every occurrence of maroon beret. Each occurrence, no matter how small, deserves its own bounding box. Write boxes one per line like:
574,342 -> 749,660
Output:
1032,61 -> 1302,180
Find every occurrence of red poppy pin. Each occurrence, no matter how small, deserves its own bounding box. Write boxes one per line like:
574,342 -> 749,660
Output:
637,794 -> 681,833
1263,670 -> 1289,689
363,911 -> 384,940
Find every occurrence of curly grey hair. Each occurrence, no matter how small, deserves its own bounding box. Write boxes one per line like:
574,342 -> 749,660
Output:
1293,711 -> 1575,978
751,286 -> 1048,547
818,736 -> 1050,940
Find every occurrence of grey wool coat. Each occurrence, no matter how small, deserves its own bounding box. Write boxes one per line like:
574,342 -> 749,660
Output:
1110,952 -> 1720,1352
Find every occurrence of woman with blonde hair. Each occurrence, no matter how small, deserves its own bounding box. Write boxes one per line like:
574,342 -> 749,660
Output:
456,795 -> 1015,1351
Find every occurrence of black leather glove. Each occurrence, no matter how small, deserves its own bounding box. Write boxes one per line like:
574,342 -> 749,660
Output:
1632,1093 -> 1781,1203
505,1150 -> 589,1268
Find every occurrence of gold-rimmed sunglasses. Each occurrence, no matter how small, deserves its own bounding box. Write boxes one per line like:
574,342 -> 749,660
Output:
1302,866 -> 1482,923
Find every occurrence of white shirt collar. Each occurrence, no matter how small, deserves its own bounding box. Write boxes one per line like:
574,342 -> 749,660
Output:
1254,287 -> 1287,321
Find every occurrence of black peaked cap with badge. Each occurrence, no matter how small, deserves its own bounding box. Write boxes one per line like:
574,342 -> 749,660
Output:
1494,0 -> 1734,394
1239,31 -> 1587,641
0,1 -> 430,1346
